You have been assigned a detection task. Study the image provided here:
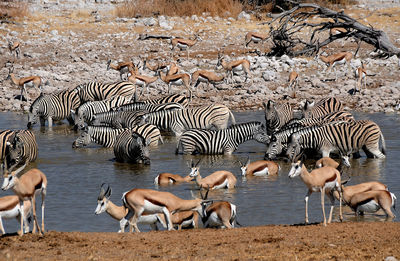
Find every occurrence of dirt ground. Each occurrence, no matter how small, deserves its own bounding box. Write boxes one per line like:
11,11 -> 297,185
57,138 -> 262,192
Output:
0,222 -> 399,260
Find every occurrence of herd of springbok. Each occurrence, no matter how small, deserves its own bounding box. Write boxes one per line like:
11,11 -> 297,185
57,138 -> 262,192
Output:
1,27 -> 396,236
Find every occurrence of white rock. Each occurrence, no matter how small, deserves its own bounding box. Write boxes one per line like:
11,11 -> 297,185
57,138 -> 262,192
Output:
238,11 -> 251,21
262,71 -> 277,81
50,30 -> 58,36
143,17 -> 157,26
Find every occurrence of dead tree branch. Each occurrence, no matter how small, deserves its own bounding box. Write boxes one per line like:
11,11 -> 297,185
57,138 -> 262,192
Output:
265,3 -> 400,57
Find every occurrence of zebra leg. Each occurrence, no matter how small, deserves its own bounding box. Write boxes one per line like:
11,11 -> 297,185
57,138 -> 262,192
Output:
47,116 -> 53,128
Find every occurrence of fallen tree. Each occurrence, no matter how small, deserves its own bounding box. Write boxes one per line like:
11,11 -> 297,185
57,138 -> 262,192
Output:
262,3 -> 400,58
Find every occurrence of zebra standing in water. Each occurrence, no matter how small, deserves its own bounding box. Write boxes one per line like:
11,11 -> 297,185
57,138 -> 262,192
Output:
74,81 -> 136,103
5,130 -> 38,172
286,120 -> 386,162
72,96 -> 132,129
72,124 -> 163,148
0,130 -> 15,173
114,102 -> 184,112
90,111 -> 147,128
300,97 -> 343,119
27,89 -> 81,128
136,104 -> 236,136
176,122 -> 269,155
263,100 -> 294,134
113,130 -> 151,164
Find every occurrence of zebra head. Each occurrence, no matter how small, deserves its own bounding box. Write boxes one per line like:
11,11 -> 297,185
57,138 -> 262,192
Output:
72,108 -> 86,130
288,160 -> 303,179
265,135 -> 282,160
27,94 -> 45,128
5,135 -> 24,173
72,126 -> 91,148
263,100 -> 278,134
253,123 -> 270,144
131,133 -> 151,165
286,133 -> 302,162
95,183 -> 112,215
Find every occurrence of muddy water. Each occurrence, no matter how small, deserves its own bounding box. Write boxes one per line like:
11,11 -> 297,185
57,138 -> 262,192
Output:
0,111 -> 399,232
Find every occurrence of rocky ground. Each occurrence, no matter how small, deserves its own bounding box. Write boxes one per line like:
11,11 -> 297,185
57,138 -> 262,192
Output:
1,222 -> 399,260
0,0 -> 400,114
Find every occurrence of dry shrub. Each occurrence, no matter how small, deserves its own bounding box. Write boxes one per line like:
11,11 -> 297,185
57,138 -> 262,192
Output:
115,0 -> 243,18
0,1 -> 28,19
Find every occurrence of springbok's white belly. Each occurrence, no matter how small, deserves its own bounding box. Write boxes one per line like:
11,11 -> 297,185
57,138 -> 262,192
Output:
253,167 -> 269,176
171,79 -> 184,86
138,214 -> 160,224
357,200 -> 381,213
180,218 -> 194,228
205,212 -> 222,228
177,43 -> 188,50
213,179 -> 229,189
232,64 -> 243,72
251,36 -> 262,42
333,58 -> 347,66
1,205 -> 20,219
198,76 -> 209,83
143,200 -> 165,213
24,81 -> 35,88
135,79 -> 145,86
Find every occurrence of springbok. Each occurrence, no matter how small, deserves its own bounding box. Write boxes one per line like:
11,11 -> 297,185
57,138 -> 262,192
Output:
142,60 -> 179,76
8,41 -> 21,59
189,159 -> 237,189
159,71 -> 192,100
217,53 -> 251,84
317,51 -> 353,81
191,70 -> 224,91
0,195 -> 31,235
288,71 -> 299,97
239,157 -> 280,177
128,68 -> 158,98
107,59 -> 137,80
171,35 -> 200,59
154,170 -> 193,186
355,62 -> 367,93
288,160 -> 343,226
201,201 -> 238,229
121,188 -> 206,232
1,164 -> 47,235
315,156 -> 351,172
7,67 -> 42,101
348,190 -> 396,219
244,32 -> 269,48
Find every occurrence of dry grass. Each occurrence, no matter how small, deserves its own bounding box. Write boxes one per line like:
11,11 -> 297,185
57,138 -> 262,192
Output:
115,0 -> 243,18
0,1 -> 28,19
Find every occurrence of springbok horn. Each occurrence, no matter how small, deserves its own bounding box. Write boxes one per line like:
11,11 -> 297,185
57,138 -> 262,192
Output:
195,158 -> 202,167
245,155 -> 250,166
105,184 -> 112,198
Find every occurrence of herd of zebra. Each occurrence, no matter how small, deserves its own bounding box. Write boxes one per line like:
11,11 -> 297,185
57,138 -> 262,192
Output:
0,80 -> 396,235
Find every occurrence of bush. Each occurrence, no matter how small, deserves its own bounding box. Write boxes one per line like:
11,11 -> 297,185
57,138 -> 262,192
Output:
0,1 -> 28,19
115,0 -> 243,18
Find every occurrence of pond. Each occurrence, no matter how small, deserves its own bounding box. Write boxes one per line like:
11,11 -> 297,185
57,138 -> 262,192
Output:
0,110 -> 399,232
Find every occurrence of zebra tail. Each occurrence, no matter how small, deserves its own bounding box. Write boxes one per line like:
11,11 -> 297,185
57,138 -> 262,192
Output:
229,111 -> 236,125
381,132 -> 386,155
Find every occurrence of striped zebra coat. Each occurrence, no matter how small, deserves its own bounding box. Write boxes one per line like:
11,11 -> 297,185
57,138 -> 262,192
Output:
280,111 -> 354,131
90,111 -> 147,128
114,102 -> 184,112
301,97 -> 344,119
5,130 -> 38,172
286,120 -> 386,161
176,122 -> 269,155
74,81 -> 136,103
137,104 -> 236,136
72,96 -> 132,129
72,124 -> 162,148
134,94 -> 189,108
113,130 -> 151,164
28,89 -> 81,128
263,100 -> 293,134
0,130 -> 15,172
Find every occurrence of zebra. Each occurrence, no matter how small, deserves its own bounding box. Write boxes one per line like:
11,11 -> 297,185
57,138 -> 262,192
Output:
300,97 -> 344,119
113,102 -> 184,112
279,111 -> 354,132
135,94 -> 189,108
90,111 -> 147,128
27,89 -> 81,128
74,81 -> 136,103
0,130 -> 15,173
113,130 -> 151,164
263,100 -> 294,135
286,120 -> 386,162
72,95 -> 132,129
135,104 -> 236,137
5,130 -> 38,173
176,122 -> 269,155
72,124 -> 163,148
